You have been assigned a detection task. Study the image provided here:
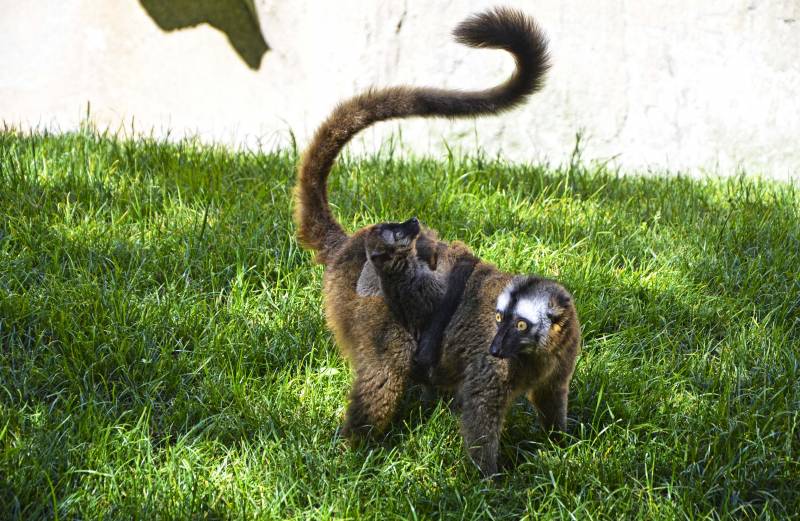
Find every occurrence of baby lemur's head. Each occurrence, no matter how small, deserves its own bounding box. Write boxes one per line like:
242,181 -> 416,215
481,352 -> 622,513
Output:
490,276 -> 574,358
365,217 -> 421,270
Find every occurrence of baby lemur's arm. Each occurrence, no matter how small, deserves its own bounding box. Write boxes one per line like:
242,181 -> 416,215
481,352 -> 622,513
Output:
415,251 -> 478,370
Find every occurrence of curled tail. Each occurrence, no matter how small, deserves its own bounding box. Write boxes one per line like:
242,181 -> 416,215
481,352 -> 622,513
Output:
293,7 -> 550,264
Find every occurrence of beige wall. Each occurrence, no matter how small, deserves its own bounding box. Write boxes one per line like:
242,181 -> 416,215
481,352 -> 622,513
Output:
2,1 -> 799,179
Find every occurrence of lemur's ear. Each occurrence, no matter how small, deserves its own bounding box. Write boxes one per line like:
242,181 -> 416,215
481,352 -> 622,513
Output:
415,235 -> 439,270
428,249 -> 439,270
547,291 -> 571,319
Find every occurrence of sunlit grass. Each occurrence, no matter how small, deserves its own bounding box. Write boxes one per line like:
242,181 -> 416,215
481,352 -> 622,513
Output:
1,128 -> 798,519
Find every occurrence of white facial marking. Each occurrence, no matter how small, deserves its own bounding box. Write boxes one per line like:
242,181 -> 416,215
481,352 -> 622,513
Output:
514,296 -> 548,325
380,229 -> 395,244
496,289 -> 511,312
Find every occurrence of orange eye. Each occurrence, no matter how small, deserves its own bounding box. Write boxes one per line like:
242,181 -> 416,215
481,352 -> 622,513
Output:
516,320 -> 528,331
495,312 -> 502,322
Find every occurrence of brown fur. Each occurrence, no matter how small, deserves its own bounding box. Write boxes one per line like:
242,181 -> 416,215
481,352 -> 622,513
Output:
292,7 -> 580,476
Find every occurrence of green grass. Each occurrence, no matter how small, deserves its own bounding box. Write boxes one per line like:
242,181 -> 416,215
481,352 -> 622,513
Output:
1,128 -> 798,520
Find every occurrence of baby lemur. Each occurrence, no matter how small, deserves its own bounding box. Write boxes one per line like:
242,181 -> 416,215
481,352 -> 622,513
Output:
363,217 -> 478,375
293,7 -> 581,476
363,217 -> 445,343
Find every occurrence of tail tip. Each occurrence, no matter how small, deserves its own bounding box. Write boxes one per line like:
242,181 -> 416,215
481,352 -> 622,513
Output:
453,6 -> 548,54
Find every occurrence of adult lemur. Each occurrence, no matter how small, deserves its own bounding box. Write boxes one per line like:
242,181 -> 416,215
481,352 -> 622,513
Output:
293,7 -> 580,476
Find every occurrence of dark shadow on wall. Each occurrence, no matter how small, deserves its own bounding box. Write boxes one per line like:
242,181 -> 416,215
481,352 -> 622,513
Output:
139,0 -> 269,70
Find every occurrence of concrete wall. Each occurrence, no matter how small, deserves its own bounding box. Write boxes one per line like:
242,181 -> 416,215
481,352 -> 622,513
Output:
2,0 -> 798,179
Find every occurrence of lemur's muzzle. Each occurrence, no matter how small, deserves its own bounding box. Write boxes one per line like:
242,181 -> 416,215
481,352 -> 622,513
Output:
398,216 -> 420,237
489,322 -> 512,358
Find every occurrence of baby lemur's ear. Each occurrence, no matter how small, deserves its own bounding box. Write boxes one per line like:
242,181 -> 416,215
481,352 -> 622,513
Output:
415,234 -> 439,270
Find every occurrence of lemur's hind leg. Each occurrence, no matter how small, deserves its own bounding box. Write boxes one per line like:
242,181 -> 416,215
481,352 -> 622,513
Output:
341,329 -> 414,439
342,367 -> 407,438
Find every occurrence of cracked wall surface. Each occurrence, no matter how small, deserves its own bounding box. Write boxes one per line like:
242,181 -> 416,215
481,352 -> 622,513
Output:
1,0 -> 798,178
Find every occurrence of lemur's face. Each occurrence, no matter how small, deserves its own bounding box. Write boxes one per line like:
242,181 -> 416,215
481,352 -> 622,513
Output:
489,278 -> 569,358
365,217 -> 420,266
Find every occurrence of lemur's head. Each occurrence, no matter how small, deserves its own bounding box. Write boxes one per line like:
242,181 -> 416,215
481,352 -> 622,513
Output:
490,276 -> 573,358
365,217 -> 421,268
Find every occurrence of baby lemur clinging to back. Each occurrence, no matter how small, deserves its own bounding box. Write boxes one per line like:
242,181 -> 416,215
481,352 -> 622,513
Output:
363,217 -> 444,342
363,217 -> 477,374
293,7 -> 581,476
